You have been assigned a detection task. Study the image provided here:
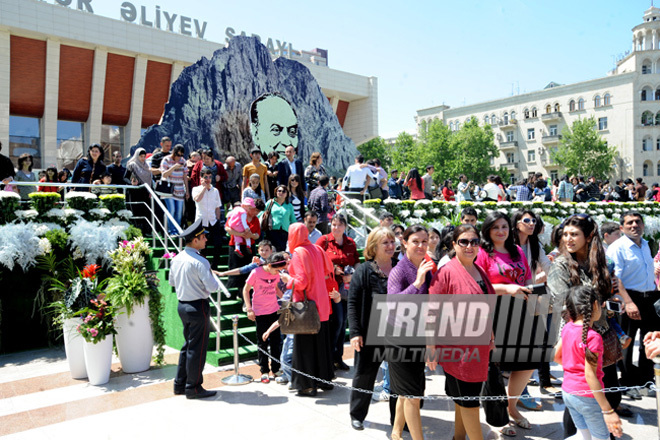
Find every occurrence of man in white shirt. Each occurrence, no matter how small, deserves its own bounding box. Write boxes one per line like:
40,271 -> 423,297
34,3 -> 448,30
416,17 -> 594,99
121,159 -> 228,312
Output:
456,174 -> 473,202
343,154 -> 374,195
192,167 -> 223,268
304,210 -> 322,244
422,165 -> 434,199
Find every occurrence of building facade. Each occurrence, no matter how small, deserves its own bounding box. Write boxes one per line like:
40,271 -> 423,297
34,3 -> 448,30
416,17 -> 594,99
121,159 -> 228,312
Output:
416,7 -> 660,183
0,0 -> 378,169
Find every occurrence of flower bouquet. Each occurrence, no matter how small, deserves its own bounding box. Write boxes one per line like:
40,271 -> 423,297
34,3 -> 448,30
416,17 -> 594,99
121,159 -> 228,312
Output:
76,295 -> 117,385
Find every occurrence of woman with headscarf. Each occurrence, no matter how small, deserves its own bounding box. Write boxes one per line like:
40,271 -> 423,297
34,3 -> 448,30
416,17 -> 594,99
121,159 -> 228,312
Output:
124,147 -> 153,233
279,223 -> 338,397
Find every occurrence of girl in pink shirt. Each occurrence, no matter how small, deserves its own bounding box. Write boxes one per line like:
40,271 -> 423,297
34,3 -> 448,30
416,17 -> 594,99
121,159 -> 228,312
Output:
555,285 -> 623,440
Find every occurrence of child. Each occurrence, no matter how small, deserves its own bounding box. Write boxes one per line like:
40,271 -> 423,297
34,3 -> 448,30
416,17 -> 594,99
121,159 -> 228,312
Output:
555,285 -> 623,440
92,172 -> 116,196
243,252 -> 287,383
214,240 -> 274,278
227,197 -> 255,257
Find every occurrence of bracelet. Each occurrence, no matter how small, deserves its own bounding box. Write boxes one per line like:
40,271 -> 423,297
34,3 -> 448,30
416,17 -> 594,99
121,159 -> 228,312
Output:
602,409 -> 615,415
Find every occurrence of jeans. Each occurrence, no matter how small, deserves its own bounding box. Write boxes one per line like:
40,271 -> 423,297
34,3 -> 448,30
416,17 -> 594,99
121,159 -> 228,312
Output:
563,391 -> 609,440
164,197 -> 184,234
382,362 -> 390,393
330,299 -> 347,363
281,334 -> 294,382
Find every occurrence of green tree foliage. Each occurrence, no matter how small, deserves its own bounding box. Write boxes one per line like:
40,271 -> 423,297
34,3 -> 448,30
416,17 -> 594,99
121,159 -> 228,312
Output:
388,118 -> 500,185
552,117 -> 617,180
356,137 -> 391,169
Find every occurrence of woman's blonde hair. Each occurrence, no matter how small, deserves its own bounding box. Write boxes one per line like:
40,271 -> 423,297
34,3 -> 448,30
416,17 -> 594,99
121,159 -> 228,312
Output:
310,152 -> 322,166
363,226 -> 396,261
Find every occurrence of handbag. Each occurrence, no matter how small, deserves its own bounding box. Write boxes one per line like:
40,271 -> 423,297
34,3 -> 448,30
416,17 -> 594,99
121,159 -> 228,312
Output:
260,199 -> 274,232
277,282 -> 321,335
155,179 -> 173,195
601,327 -> 623,368
482,363 -> 509,427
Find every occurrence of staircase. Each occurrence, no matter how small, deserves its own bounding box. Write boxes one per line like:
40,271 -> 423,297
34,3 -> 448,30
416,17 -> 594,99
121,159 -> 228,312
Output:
150,243 -> 259,366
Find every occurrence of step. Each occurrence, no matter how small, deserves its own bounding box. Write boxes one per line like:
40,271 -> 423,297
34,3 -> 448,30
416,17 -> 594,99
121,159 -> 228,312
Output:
207,345 -> 259,366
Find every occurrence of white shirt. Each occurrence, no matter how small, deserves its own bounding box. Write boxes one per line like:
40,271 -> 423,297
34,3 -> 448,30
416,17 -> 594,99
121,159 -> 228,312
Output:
192,185 -> 222,227
286,158 -> 296,176
344,164 -> 375,189
308,228 -> 322,244
483,182 -> 502,200
169,247 -> 219,301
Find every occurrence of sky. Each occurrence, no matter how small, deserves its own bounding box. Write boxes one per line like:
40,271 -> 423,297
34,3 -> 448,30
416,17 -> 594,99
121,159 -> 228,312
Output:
75,0 -> 652,139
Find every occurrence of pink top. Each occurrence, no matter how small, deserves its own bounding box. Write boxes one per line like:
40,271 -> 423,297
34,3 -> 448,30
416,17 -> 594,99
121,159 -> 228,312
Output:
406,179 -> 425,200
475,246 -> 531,286
561,322 -> 604,398
227,206 -> 248,231
246,266 -> 281,316
429,257 -> 494,382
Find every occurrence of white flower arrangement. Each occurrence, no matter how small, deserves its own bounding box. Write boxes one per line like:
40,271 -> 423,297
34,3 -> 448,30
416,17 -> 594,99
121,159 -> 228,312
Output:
38,237 -> 52,255
89,208 -> 110,218
15,209 -> 39,220
65,192 -> 98,200
0,191 -> 20,200
399,209 -> 411,219
413,209 -> 426,218
31,222 -> 64,236
383,198 -> 402,205
64,208 -> 83,218
0,223 -> 47,270
68,219 -> 125,265
46,208 -> 65,218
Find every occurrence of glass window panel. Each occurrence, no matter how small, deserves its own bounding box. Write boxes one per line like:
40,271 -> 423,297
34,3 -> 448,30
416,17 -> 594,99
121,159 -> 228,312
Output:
9,116 -> 41,168
57,120 -> 84,171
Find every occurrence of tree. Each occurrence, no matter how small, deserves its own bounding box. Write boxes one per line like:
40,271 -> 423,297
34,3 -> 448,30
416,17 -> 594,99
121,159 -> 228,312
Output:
552,117 -> 617,179
445,117 -> 499,184
356,137 -> 391,169
391,132 -> 417,171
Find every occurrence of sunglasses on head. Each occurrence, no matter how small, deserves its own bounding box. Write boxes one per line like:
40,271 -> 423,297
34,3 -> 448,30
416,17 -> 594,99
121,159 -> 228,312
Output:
456,238 -> 480,248
520,217 -> 537,225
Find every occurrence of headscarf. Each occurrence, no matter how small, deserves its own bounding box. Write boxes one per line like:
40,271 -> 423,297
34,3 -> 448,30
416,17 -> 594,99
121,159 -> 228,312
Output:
127,148 -> 152,185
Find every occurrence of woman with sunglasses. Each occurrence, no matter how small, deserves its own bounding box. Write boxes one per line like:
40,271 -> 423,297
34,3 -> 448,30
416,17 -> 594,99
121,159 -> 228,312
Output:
288,174 -> 306,222
475,211 -> 534,437
262,184 -> 296,252
547,214 -> 626,438
72,143 -> 106,191
160,144 -> 188,235
429,224 -> 495,440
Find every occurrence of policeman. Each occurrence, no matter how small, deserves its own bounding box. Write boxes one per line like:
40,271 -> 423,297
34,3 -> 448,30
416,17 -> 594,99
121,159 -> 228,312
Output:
170,219 -> 220,399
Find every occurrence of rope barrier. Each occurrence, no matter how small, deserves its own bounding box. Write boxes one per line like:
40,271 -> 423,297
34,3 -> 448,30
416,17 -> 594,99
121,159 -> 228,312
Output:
236,330 -> 656,402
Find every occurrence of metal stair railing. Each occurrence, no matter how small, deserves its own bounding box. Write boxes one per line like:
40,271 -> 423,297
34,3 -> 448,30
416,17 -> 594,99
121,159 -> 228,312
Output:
332,189 -> 381,242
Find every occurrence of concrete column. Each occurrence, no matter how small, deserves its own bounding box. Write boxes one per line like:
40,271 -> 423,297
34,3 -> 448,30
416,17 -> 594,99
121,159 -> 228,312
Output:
169,62 -> 184,92
42,38 -> 60,168
653,31 -> 657,51
124,55 -> 147,154
86,47 -> 107,146
0,30 -> 10,151
328,95 -> 339,113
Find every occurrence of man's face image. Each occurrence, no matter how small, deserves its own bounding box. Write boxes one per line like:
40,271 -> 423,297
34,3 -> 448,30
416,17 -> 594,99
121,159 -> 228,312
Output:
251,95 -> 298,157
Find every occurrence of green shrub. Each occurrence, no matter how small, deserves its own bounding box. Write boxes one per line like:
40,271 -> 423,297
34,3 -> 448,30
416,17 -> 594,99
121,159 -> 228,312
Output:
29,193 -> 61,216
99,194 -> 126,213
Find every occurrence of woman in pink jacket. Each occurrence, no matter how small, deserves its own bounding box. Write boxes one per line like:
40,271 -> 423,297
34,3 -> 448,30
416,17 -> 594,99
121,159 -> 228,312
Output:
281,223 -> 337,397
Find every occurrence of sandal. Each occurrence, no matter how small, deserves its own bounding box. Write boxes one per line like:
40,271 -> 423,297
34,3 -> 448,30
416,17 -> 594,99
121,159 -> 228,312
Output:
500,424 -> 517,437
511,415 -> 531,430
517,395 -> 542,411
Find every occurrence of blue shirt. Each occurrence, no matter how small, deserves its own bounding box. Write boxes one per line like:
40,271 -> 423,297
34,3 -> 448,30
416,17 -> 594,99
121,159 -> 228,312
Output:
606,234 -> 656,292
169,247 -> 220,301
509,185 -> 531,201
388,177 -> 403,199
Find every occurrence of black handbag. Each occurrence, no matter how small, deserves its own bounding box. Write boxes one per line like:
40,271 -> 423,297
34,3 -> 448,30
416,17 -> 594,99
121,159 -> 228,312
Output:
277,282 -> 321,335
260,200 -> 274,232
482,363 -> 509,427
155,179 -> 173,195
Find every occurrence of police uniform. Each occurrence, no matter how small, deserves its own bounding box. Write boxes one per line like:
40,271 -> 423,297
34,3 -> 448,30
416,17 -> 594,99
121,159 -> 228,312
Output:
169,219 -> 220,399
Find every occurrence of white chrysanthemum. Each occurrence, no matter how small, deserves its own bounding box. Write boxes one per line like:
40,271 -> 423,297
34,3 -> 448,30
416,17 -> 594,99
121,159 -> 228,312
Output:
399,210 -> 411,218
89,208 -> 107,218
38,237 -> 52,255
0,191 -> 20,199
413,209 -> 426,218
65,192 -> 98,200
46,208 -> 65,218
64,208 -> 83,217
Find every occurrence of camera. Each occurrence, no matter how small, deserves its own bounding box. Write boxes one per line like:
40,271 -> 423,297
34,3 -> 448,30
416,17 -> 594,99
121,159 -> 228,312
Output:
605,300 -> 623,314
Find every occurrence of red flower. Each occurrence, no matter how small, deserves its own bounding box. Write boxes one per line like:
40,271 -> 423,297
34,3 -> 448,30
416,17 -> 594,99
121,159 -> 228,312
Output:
81,264 -> 101,280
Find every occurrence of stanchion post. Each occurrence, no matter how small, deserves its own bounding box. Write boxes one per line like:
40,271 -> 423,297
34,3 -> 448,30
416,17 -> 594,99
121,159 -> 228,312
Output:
654,357 -> 660,440
221,315 -> 252,385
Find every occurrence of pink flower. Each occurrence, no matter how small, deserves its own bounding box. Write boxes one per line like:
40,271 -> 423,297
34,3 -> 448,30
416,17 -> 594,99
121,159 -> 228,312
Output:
89,328 -> 98,337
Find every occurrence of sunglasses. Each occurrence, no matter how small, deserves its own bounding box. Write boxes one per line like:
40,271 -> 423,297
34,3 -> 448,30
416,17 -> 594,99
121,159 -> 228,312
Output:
277,189 -> 287,193
202,175 -> 212,179
520,217 -> 537,225
456,238 -> 480,248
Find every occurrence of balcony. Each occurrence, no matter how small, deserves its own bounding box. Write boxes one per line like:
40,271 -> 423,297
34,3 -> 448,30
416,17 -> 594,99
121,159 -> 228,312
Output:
542,134 -> 562,145
541,112 -> 563,122
498,119 -> 518,129
499,141 -> 518,151
503,161 -> 519,170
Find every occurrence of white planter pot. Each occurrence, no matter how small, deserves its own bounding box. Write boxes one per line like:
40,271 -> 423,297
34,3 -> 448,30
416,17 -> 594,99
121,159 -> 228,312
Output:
115,299 -> 154,373
62,317 -> 87,379
82,335 -> 113,386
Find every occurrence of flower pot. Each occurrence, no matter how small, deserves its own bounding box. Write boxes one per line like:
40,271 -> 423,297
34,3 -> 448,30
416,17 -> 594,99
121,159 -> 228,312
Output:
115,298 -> 154,373
82,335 -> 113,385
62,317 -> 87,379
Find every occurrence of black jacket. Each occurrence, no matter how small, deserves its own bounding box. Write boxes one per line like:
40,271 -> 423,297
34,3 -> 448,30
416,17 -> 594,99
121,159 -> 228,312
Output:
347,260 -> 392,340
277,159 -> 307,191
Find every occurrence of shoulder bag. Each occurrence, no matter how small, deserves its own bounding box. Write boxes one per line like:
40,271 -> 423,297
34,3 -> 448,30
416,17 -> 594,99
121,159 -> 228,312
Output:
155,179 -> 173,195
277,281 -> 321,335
260,199 -> 274,232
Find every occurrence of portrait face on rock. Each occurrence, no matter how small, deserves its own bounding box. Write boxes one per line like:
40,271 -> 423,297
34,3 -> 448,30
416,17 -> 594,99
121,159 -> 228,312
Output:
250,94 -> 298,157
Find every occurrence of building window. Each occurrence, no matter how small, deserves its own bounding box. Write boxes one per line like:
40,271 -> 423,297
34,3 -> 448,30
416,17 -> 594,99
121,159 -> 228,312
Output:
604,94 -> 611,105
545,104 -> 551,114
644,162 -> 651,176
554,103 -> 560,112
550,170 -> 558,181
455,121 -> 460,130
524,109 -> 530,119
101,125 -> 124,159
527,128 -> 535,140
503,112 -> 509,125
57,121 -> 84,171
598,117 -> 608,130
656,88 -> 660,100
643,63 -> 652,74
549,125 -> 558,136
643,137 -> 653,151
9,116 -> 41,169
489,157 -> 494,166
506,131 -> 514,142
594,95 -> 601,107
643,111 -> 655,126
506,152 -> 515,163
528,150 -> 536,162
569,100 -> 576,111
578,99 -> 585,110
642,87 -> 652,101
657,137 -> 660,150
484,115 -> 489,125
531,107 -> 538,118
657,161 -> 660,176
491,114 -> 496,125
